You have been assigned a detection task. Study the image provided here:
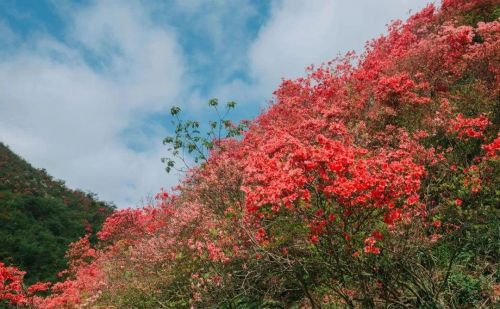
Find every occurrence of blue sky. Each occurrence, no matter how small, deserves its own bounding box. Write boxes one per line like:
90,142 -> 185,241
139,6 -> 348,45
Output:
0,0 -> 430,207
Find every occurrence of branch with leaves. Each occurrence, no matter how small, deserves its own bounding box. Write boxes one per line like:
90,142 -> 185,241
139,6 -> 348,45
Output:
162,99 -> 248,173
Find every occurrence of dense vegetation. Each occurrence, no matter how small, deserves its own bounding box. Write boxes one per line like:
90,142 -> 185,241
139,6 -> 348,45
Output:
0,143 -> 114,287
1,0 -> 499,307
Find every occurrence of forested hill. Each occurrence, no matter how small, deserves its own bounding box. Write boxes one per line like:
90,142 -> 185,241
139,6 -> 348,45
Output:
0,142 -> 114,284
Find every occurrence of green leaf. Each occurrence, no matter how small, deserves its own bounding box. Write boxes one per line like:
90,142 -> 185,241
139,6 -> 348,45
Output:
208,98 -> 218,107
170,106 -> 181,115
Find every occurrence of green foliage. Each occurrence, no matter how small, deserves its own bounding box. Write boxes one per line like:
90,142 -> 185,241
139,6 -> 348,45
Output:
0,143 -> 114,284
162,99 -> 247,173
462,3 -> 500,26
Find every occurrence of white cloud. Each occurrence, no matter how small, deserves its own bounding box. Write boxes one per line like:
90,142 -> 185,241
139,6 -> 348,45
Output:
249,0 -> 431,97
0,0 -> 434,208
0,0 -> 183,207
0,19 -> 16,45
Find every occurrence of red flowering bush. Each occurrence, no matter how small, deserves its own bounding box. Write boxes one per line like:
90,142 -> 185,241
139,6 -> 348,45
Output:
1,0 -> 498,307
0,262 -> 27,307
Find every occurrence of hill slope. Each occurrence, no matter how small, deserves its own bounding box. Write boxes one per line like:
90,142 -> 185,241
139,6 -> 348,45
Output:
1,0 -> 499,308
0,143 -> 114,284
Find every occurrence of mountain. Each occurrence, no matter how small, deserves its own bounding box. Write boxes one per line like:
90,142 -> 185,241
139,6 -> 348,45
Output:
0,143 -> 114,284
1,0 -> 499,308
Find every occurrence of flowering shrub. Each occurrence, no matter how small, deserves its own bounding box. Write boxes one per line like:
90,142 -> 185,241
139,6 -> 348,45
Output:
1,0 -> 498,307
0,262 -> 27,307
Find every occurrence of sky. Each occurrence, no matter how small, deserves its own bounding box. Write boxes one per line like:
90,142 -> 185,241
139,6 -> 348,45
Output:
0,0 -> 431,208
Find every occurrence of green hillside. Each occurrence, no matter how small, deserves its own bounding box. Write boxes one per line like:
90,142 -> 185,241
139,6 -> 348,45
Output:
0,142 -> 114,284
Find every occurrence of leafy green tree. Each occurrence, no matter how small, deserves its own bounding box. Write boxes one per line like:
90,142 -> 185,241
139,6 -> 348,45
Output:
162,99 -> 248,173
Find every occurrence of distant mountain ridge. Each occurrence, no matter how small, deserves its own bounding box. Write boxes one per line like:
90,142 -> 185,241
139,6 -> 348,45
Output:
1,143 -> 89,199
0,142 -> 115,284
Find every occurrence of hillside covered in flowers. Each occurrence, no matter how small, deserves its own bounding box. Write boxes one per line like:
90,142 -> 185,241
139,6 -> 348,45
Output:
1,0 -> 499,307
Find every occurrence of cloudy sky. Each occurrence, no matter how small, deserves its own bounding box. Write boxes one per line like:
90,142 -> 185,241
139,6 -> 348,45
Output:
0,0 -> 430,208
